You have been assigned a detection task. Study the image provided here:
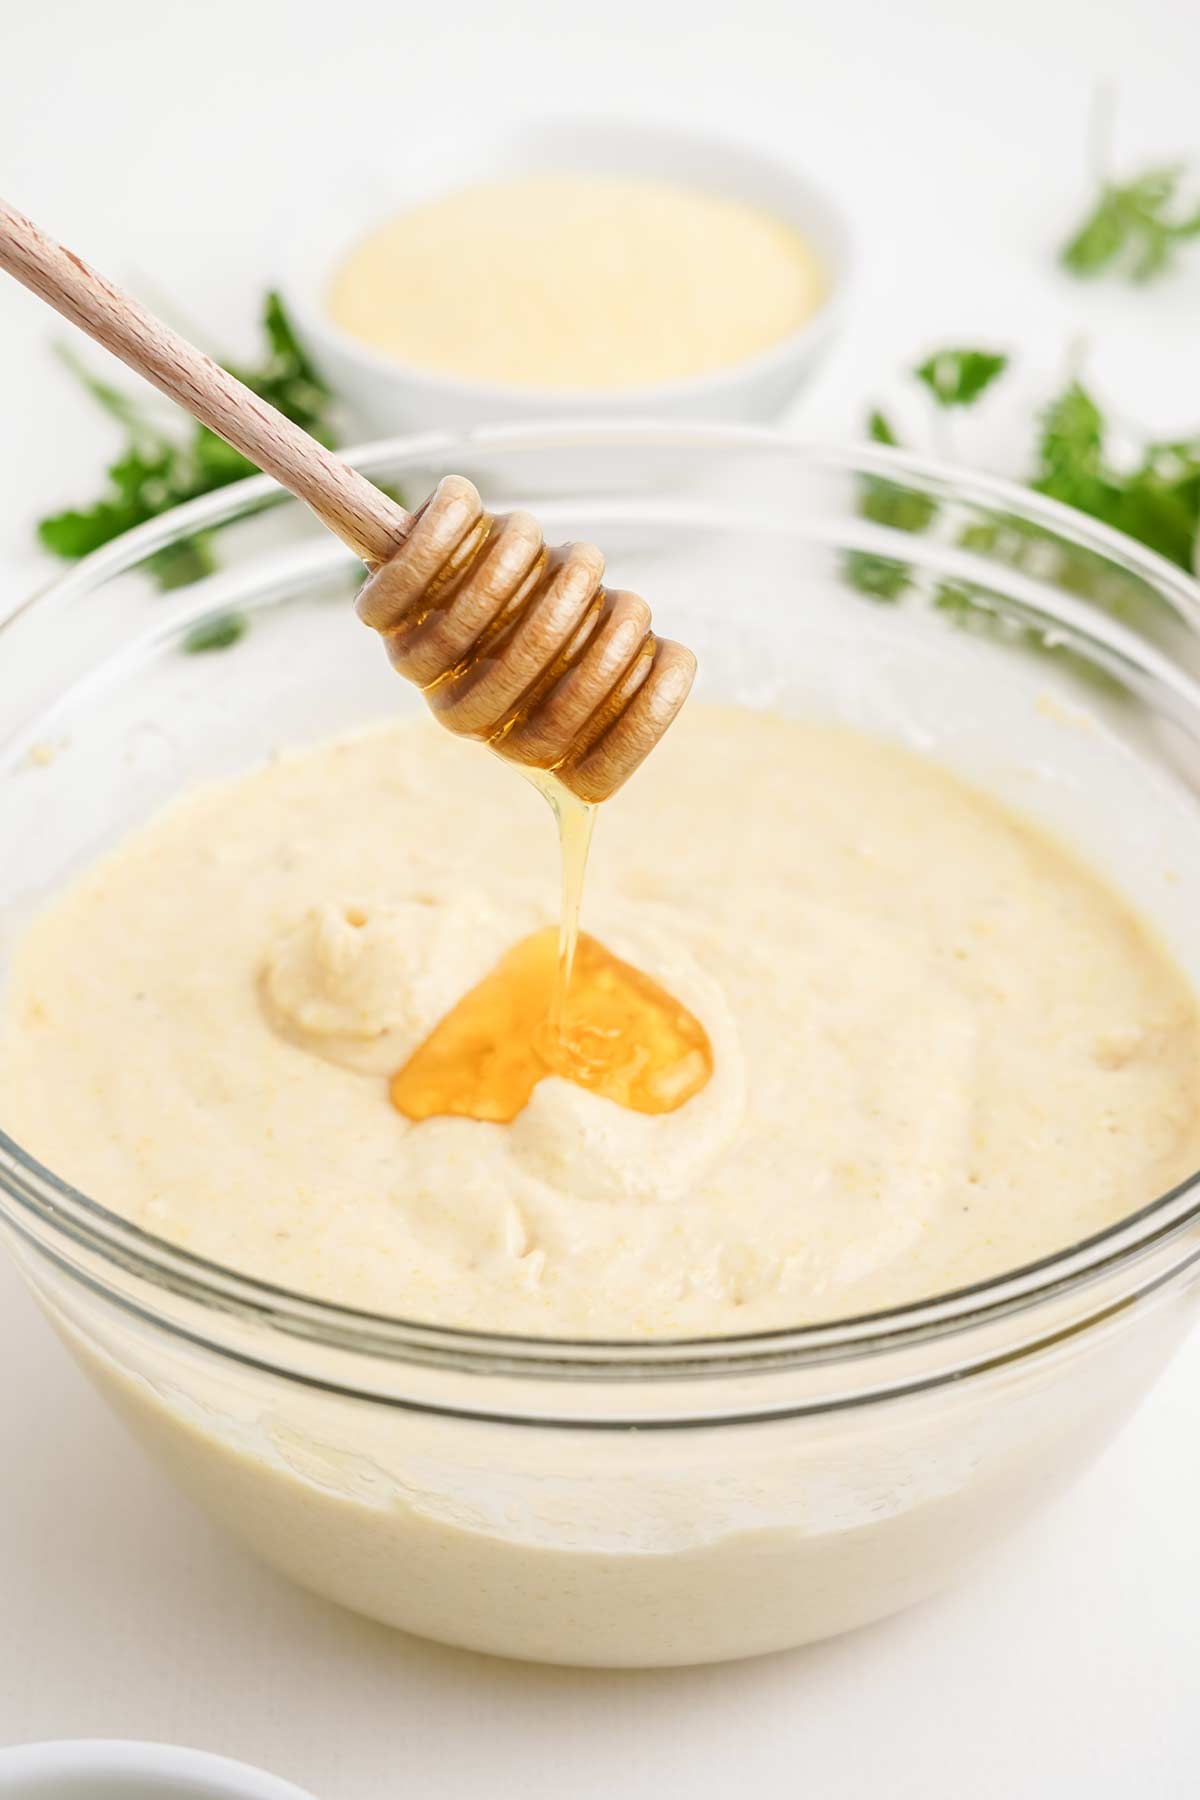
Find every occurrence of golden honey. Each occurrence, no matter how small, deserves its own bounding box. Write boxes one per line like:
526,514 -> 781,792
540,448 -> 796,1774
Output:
390,924 -> 713,1123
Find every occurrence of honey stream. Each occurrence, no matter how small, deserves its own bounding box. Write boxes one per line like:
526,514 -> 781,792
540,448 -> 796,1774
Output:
390,776 -> 713,1124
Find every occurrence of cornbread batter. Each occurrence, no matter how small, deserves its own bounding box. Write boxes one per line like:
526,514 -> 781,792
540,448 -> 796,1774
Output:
2,704 -> 1198,1336
327,175 -> 826,388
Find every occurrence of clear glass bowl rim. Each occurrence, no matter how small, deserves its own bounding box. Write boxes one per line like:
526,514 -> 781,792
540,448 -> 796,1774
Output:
3,419 -> 1200,1379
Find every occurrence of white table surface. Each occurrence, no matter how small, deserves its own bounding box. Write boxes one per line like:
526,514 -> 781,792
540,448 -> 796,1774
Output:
2,2 -> 1200,1794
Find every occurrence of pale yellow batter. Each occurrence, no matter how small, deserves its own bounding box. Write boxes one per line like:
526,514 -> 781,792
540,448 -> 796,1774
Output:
2,703 -> 1197,1338
327,175 -> 826,388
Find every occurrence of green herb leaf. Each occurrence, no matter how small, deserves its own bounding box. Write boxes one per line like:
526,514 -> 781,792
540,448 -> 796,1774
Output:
1032,379 -> 1200,572
148,535 -> 218,590
867,409 -> 900,446
842,552 -> 912,601
51,344 -> 172,445
38,494 -> 153,559
262,291 -> 323,387
914,349 -> 1009,410
844,456 -> 940,603
183,612 -> 248,654
1061,163 -> 1200,283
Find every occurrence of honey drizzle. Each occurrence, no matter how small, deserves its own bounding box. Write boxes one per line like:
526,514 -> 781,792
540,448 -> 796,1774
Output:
527,768 -> 596,1036
389,773 -> 712,1125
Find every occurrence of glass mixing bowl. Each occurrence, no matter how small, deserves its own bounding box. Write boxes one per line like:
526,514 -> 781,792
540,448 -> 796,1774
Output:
2,424 -> 1200,1668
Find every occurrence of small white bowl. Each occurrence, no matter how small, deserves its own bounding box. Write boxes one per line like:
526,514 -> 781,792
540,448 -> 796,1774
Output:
279,117 -> 853,434
0,1740 -> 318,1800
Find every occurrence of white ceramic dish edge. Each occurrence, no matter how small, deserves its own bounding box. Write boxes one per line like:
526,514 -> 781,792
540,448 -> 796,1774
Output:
277,115 -> 854,433
0,1740 -> 319,1800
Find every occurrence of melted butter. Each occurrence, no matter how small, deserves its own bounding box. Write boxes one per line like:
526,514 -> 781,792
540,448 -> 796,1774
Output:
392,771 -> 711,1123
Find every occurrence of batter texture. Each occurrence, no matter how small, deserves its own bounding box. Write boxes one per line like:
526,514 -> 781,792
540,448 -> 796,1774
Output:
2,704 -> 1197,1336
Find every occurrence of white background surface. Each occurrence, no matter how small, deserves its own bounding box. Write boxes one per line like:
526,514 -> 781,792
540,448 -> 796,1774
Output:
2,1 -> 1200,1794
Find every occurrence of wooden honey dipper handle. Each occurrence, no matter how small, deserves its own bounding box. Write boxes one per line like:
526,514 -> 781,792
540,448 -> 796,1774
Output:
0,195 -> 696,800
0,196 -> 411,568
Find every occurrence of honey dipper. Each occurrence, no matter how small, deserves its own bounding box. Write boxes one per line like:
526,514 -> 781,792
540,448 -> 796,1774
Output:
0,196 -> 695,801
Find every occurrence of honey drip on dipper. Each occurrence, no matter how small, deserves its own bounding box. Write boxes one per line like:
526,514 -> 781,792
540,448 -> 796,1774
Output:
354,474 -> 696,803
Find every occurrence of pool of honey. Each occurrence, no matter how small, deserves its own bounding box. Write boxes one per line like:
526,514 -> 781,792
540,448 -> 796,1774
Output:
391,778 -> 712,1123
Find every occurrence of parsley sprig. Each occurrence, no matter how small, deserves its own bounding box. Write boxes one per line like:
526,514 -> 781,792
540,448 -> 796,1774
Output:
851,345 -> 1199,674
1031,381 -> 1200,573
867,346 -> 1200,577
37,294 -> 340,646
1061,163 -> 1200,283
